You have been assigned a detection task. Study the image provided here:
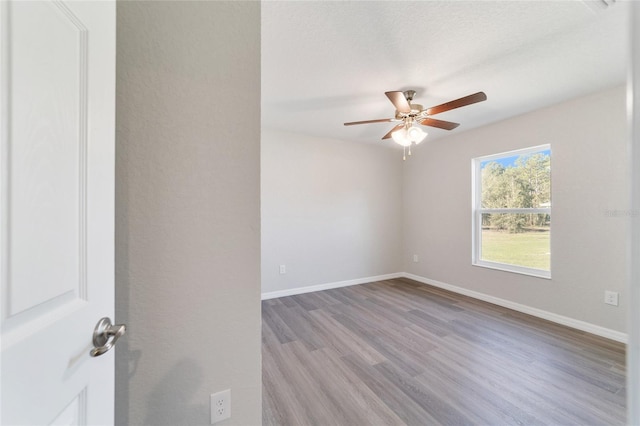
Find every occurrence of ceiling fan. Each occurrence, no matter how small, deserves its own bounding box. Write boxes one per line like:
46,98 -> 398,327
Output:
344,90 -> 487,158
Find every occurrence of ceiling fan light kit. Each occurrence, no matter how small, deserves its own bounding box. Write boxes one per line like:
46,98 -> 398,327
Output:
344,89 -> 487,160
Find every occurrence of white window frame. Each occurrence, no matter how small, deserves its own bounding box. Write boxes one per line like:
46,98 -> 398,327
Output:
472,144 -> 551,279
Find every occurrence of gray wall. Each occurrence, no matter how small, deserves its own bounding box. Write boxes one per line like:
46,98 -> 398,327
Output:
261,129 -> 403,295
403,86 -> 628,333
115,2 -> 261,425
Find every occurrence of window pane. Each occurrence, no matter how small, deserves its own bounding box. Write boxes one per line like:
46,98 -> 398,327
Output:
481,213 -> 550,271
481,150 -> 551,209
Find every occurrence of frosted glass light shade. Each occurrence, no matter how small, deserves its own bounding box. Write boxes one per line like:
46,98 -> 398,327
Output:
407,126 -> 427,144
391,128 -> 411,146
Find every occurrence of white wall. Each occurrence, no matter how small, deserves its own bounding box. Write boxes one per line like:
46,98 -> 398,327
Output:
404,86 -> 628,333
261,129 -> 403,295
115,2 -> 261,425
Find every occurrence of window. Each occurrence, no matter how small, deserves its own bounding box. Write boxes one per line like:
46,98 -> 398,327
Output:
472,145 -> 551,278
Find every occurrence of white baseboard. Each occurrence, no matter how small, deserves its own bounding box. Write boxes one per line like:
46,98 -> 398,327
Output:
403,272 -> 628,344
261,273 -> 403,300
260,271 -> 627,343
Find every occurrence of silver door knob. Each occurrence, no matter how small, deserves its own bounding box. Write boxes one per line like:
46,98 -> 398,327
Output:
90,317 -> 126,357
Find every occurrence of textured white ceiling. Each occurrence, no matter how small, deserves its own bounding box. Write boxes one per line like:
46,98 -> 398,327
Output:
262,1 -> 629,145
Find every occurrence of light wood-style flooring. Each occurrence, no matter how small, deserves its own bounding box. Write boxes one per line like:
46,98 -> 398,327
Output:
262,278 -> 626,425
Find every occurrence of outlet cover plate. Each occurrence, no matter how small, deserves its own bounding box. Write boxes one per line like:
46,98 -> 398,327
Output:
604,291 -> 619,306
210,389 -> 231,424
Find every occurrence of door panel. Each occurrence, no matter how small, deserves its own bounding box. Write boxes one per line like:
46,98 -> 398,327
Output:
1,1 -> 115,424
8,0 -> 86,318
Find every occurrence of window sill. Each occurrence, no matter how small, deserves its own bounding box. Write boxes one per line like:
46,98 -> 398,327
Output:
472,260 -> 551,280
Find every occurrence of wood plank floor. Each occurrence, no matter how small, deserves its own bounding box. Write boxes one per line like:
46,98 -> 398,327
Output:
262,278 -> 626,425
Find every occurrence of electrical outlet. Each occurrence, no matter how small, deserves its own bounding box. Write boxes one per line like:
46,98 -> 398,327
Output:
604,291 -> 619,306
279,264 -> 286,274
413,254 -> 419,263
210,389 -> 231,424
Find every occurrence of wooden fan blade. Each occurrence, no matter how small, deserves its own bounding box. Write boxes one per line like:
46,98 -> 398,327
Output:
418,117 -> 460,131
382,124 -> 405,140
426,92 -> 487,116
385,91 -> 411,113
344,118 -> 394,126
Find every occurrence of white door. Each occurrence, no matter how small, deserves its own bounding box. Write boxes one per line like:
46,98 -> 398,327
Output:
1,1 -> 116,424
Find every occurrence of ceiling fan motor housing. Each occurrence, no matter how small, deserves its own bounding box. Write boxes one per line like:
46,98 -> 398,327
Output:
395,103 -> 424,120
396,90 -> 423,117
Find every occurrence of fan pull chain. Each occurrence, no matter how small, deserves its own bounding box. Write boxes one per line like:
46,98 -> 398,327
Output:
403,147 -> 406,161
